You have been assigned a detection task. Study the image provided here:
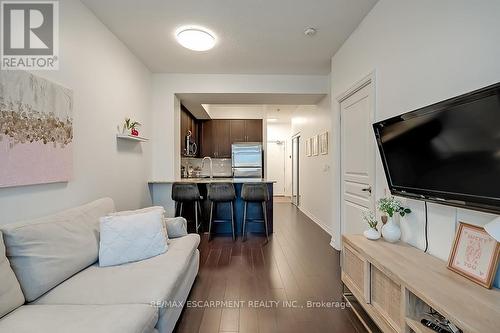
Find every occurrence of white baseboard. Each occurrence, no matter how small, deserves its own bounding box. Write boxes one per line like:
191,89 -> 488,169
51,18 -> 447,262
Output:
298,206 -> 332,236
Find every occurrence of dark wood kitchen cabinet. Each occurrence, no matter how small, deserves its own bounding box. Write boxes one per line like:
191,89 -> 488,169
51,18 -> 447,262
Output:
229,119 -> 263,143
200,120 -> 215,157
244,119 -> 263,142
216,120 -> 231,157
180,105 -> 199,157
200,119 -> 262,158
229,120 -> 246,143
200,120 -> 231,158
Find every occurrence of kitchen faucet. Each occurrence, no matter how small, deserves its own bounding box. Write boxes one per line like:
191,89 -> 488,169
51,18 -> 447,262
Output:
201,156 -> 213,179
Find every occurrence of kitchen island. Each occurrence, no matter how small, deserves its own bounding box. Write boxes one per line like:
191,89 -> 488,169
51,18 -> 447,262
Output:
149,178 -> 275,235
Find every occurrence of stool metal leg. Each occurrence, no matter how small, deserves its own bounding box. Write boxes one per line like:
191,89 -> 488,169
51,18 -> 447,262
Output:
179,202 -> 183,217
242,201 -> 248,241
174,202 -> 178,217
197,200 -> 203,220
208,202 -> 214,241
194,201 -> 199,233
262,201 -> 269,242
230,201 -> 235,241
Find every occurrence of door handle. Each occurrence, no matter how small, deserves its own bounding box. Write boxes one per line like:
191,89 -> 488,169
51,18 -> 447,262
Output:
362,186 -> 372,194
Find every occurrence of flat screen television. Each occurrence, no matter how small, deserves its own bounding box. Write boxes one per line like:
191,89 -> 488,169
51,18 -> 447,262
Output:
373,82 -> 500,214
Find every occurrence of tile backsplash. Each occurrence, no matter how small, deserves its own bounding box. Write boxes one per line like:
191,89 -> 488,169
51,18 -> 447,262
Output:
181,158 -> 232,178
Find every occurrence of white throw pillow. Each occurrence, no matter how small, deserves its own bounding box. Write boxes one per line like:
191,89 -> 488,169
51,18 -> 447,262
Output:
109,206 -> 170,243
99,209 -> 168,267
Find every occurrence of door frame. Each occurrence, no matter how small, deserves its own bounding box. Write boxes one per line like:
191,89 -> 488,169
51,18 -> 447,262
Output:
291,133 -> 301,207
334,72 -> 376,249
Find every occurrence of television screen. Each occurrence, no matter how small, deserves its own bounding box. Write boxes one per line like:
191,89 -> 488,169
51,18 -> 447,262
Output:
373,82 -> 500,213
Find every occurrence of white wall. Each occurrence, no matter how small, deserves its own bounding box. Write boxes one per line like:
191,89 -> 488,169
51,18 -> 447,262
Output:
151,74 -> 329,181
0,0 -> 152,223
330,0 -> 500,286
291,94 -> 333,234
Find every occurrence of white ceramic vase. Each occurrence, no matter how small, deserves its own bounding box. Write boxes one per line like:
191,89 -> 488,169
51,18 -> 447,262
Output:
381,216 -> 401,243
363,227 -> 381,240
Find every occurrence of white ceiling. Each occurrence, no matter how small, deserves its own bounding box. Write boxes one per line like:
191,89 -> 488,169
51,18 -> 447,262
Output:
176,93 -> 325,118
206,104 -> 297,124
81,0 -> 378,74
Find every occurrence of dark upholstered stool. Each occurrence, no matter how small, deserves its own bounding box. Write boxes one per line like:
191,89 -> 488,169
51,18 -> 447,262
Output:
171,182 -> 202,232
207,183 -> 236,241
241,183 -> 270,241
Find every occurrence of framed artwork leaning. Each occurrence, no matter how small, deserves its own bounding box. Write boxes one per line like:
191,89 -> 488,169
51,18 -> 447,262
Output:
447,222 -> 500,288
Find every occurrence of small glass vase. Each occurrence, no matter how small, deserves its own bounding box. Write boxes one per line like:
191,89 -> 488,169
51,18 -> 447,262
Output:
381,215 -> 401,243
363,227 -> 381,240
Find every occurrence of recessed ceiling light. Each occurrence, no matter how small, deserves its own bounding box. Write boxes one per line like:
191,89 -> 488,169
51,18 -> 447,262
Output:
304,27 -> 317,37
175,26 -> 216,51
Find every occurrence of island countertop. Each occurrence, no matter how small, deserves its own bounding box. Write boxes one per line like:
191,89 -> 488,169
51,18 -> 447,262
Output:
149,178 -> 276,184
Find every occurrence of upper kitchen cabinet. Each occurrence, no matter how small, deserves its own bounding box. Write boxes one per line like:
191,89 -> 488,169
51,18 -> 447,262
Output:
244,119 -> 263,142
200,120 -> 215,157
230,120 -> 246,143
200,119 -> 231,158
230,119 -> 263,143
200,119 -> 263,158
216,120 -> 231,158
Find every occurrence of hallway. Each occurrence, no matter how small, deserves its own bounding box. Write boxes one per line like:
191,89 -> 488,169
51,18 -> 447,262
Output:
175,203 -> 365,333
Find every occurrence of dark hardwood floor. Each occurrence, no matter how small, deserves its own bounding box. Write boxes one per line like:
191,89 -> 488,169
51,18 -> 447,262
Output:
175,202 -> 366,333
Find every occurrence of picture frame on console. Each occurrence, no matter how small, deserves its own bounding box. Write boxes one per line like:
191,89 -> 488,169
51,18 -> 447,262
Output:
447,222 -> 500,288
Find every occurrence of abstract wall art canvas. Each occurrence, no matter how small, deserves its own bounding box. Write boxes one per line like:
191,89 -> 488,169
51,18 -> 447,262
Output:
0,71 -> 73,188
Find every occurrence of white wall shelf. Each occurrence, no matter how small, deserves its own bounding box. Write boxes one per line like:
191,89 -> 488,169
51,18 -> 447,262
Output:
116,134 -> 149,142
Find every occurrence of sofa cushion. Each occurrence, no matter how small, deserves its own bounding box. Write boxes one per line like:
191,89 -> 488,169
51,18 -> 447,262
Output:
165,217 -> 188,238
35,234 -> 200,314
0,198 -> 115,301
0,304 -> 158,333
99,209 -> 168,267
0,231 -> 24,318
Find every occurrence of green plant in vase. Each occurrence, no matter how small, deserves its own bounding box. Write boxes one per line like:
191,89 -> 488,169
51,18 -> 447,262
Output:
377,197 -> 411,243
362,211 -> 380,240
124,118 -> 141,136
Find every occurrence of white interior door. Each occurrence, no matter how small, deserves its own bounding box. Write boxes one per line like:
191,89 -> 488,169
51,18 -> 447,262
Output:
341,82 -> 375,236
267,141 -> 286,196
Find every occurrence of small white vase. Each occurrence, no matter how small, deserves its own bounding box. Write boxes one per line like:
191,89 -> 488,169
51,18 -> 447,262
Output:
363,227 -> 381,240
381,216 -> 401,243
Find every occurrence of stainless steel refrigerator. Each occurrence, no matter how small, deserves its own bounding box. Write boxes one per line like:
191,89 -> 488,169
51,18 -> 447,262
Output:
232,143 -> 263,178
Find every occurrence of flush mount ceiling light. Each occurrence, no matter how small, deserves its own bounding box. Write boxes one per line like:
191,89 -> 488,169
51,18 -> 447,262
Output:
175,26 -> 216,51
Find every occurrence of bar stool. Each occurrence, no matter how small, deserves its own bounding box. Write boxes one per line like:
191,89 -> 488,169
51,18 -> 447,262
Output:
241,183 -> 270,241
171,182 -> 202,232
207,183 -> 236,241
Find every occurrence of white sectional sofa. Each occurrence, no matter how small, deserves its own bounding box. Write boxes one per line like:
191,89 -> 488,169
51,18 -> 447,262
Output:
0,198 -> 200,333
